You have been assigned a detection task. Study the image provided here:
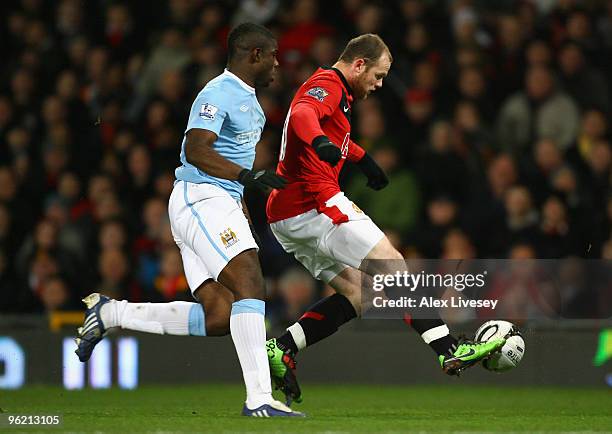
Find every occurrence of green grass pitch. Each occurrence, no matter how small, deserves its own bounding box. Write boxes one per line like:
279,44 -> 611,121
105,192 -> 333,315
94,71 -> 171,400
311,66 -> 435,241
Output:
2,384 -> 611,432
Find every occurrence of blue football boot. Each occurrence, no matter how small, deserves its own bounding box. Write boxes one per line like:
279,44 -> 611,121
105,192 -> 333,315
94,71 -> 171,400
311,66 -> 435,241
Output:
74,293 -> 111,362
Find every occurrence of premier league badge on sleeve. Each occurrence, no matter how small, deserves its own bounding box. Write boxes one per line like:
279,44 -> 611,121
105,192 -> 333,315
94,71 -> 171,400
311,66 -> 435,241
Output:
306,87 -> 329,102
199,103 -> 219,120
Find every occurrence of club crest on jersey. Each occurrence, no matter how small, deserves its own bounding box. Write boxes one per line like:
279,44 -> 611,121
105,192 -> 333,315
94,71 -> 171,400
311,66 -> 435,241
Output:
220,228 -> 238,248
199,103 -> 218,120
306,87 -> 329,102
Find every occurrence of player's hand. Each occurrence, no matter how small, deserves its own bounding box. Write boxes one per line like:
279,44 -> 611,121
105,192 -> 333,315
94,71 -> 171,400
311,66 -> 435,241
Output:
358,153 -> 389,190
312,135 -> 342,166
238,169 -> 287,191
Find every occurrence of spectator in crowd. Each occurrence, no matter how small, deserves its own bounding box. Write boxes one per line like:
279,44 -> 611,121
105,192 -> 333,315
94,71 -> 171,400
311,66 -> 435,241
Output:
502,185 -> 540,248
416,120 -> 469,203
525,39 -> 553,68
391,22 -> 438,86
277,0 -> 334,67
496,65 -> 579,152
232,0 -> 280,26
0,250 -> 18,312
271,267 -> 317,327
409,196 -> 459,258
43,193 -> 85,258
16,218 -> 80,293
586,140 -> 612,201
455,66 -> 495,122
126,145 -> 154,213
557,40 -> 610,112
98,218 -> 129,253
401,88 -> 436,155
151,246 -> 190,301
522,138 -> 565,204
442,229 -> 476,259
0,204 -> 18,261
353,98 -> 397,151
568,109 -> 608,170
490,14 -> 526,103
96,248 -> 140,301
39,275 -> 74,312
346,146 -> 421,237
537,195 -> 575,257
134,196 -> 170,290
452,99 -> 495,169
467,154 -> 518,256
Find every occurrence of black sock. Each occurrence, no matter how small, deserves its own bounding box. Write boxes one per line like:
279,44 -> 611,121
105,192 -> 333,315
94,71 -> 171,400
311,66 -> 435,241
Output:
409,317 -> 458,357
275,332 -> 299,355
276,293 -> 357,355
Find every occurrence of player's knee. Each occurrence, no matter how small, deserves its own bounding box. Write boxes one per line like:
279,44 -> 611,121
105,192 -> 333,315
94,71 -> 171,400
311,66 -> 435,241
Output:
386,246 -> 404,261
235,265 -> 264,299
205,313 -> 230,336
366,237 -> 404,261
225,269 -> 266,300
219,250 -> 266,300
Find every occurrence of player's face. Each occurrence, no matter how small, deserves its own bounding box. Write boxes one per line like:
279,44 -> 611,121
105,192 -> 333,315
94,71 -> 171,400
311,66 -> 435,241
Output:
355,53 -> 391,99
254,42 -> 279,88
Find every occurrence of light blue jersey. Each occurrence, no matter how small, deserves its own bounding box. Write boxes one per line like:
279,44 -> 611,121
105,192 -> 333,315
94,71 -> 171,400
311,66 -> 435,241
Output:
175,69 -> 265,200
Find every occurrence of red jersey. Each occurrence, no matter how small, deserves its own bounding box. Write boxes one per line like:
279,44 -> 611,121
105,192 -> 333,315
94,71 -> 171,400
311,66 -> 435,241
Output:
266,67 -> 365,223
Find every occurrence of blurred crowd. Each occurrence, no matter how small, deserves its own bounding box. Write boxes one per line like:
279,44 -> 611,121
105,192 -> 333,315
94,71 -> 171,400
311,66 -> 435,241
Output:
0,0 -> 610,323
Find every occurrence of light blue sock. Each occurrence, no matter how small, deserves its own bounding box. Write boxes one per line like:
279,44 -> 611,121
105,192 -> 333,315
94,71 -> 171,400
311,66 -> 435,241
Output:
188,304 -> 206,336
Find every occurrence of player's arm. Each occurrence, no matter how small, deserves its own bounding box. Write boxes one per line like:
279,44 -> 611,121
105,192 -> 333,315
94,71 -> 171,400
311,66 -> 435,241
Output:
290,79 -> 343,166
185,130 -> 285,191
346,139 -> 365,163
185,129 -> 243,179
347,139 -> 388,190
184,91 -> 285,191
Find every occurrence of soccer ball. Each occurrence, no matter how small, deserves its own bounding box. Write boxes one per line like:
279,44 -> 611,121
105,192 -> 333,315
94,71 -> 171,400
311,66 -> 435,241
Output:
474,320 -> 525,372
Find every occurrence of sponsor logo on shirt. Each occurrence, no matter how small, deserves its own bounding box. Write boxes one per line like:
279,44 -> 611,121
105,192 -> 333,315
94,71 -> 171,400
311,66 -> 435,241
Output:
199,103 -> 219,120
306,87 -> 329,102
235,129 -> 262,145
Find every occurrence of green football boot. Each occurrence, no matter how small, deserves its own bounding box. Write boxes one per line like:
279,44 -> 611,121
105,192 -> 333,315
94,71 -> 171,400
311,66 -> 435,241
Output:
439,338 -> 506,376
266,338 -> 302,405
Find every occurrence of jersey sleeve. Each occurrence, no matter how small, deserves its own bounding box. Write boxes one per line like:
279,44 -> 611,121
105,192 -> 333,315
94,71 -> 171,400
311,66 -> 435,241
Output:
290,76 -> 342,145
347,139 -> 366,162
185,86 -> 229,136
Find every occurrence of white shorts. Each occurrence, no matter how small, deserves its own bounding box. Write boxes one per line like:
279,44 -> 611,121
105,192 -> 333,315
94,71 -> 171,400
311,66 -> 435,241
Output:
168,181 -> 258,293
270,192 -> 385,282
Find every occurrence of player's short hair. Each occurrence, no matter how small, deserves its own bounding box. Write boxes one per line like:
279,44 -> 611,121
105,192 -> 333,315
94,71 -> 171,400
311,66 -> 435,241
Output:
338,34 -> 393,67
227,22 -> 275,62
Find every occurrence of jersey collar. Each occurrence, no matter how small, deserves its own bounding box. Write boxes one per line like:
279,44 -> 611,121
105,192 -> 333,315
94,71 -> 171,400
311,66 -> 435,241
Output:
223,69 -> 256,94
323,66 -> 354,98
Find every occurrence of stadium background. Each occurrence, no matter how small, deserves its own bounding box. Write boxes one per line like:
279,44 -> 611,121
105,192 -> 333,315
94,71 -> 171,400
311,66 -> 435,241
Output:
0,0 -> 611,395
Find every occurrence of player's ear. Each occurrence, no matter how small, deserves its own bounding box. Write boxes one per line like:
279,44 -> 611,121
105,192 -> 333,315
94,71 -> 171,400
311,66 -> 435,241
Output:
251,47 -> 262,63
354,58 -> 367,74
